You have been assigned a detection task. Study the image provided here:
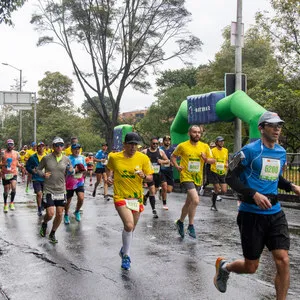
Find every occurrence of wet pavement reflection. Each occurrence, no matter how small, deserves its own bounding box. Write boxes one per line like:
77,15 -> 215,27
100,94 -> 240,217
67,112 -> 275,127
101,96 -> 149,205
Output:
0,181 -> 299,299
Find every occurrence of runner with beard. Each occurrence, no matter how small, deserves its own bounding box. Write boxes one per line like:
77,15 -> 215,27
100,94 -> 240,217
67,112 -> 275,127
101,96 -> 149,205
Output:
142,137 -> 169,218
160,135 -> 176,210
171,125 -> 214,238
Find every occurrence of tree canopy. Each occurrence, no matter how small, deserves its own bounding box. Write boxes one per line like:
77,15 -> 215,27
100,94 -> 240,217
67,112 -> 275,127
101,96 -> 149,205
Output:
31,0 -> 202,148
0,0 -> 26,25
256,0 -> 300,77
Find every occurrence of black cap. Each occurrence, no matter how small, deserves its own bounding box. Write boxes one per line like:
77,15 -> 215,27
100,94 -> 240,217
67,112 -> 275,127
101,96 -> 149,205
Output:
124,132 -> 141,144
215,136 -> 225,142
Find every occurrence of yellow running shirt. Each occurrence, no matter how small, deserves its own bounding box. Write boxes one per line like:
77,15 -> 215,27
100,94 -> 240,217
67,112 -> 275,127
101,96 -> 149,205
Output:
25,149 -> 36,161
210,147 -> 228,176
173,140 -> 212,185
106,151 -> 153,204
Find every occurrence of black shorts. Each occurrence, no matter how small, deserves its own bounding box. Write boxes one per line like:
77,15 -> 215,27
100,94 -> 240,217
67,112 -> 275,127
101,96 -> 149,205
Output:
2,175 -> 17,186
181,181 -> 200,191
95,168 -> 106,174
33,181 -> 44,193
160,169 -> 174,186
43,193 -> 66,208
237,210 -> 290,260
66,186 -> 85,198
210,172 -> 226,184
147,173 -> 164,188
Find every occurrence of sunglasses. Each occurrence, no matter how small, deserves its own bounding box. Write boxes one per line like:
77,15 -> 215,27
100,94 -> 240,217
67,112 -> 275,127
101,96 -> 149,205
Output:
7,143 -> 14,146
54,143 -> 64,148
264,123 -> 283,129
152,142 -> 158,145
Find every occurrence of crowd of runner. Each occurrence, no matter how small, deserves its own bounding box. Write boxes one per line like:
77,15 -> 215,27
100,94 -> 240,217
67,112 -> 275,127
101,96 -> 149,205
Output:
1,111 -> 300,299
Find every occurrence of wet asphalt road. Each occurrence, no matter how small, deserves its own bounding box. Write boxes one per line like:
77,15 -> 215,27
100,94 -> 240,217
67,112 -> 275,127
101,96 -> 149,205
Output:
0,181 -> 300,300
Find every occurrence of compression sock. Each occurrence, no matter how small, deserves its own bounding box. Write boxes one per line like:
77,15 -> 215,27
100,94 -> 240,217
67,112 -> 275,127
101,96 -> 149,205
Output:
149,196 -> 156,210
122,229 -> 133,257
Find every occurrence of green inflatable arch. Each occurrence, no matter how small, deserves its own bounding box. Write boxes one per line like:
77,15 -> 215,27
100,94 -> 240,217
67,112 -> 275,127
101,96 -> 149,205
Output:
170,90 -> 266,144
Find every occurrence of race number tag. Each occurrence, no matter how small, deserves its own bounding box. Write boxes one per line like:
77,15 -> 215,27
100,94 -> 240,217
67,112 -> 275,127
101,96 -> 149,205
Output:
125,199 -> 140,212
260,158 -> 280,181
216,162 -> 225,171
188,160 -> 200,172
74,173 -> 83,179
152,164 -> 160,174
52,193 -> 65,201
5,174 -> 13,180
164,161 -> 170,167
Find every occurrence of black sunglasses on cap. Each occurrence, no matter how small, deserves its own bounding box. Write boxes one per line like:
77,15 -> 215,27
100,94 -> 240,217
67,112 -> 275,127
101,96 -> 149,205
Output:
264,122 -> 283,129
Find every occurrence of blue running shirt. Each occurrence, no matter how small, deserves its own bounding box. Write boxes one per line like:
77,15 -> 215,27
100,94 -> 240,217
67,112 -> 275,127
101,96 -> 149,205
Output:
238,139 -> 286,215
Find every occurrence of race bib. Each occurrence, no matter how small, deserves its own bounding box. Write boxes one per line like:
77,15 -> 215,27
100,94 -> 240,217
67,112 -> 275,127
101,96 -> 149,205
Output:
74,173 -> 83,179
163,161 -> 170,167
260,158 -> 280,181
5,174 -> 14,180
216,162 -> 225,171
52,193 -> 65,201
125,199 -> 140,212
188,160 -> 200,172
152,163 -> 160,174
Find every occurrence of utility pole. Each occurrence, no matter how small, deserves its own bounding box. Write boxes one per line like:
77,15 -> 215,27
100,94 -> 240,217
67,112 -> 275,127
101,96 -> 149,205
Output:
234,0 -> 243,152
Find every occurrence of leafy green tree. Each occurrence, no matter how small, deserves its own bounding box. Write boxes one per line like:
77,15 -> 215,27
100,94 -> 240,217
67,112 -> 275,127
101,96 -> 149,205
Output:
37,71 -> 74,119
0,0 -> 26,25
137,84 -> 200,142
31,0 -> 202,148
80,96 -> 113,141
256,0 -> 300,76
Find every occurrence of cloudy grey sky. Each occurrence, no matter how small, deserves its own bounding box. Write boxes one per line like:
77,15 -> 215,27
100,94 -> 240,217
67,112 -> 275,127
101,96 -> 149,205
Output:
0,0 -> 272,113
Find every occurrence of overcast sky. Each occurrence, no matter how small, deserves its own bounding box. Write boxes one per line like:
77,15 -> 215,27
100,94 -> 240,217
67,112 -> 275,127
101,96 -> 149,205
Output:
0,0 -> 272,113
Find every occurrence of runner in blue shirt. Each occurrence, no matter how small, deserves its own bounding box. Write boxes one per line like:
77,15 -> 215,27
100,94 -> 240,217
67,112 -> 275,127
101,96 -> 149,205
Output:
213,111 -> 300,299
93,143 -> 109,200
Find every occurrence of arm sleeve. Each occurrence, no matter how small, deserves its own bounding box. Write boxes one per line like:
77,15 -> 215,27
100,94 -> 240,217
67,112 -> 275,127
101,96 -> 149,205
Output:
278,175 -> 293,192
225,154 -> 257,203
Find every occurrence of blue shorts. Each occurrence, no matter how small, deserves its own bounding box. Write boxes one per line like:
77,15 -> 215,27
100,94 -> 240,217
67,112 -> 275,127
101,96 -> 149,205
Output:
33,181 -> 44,193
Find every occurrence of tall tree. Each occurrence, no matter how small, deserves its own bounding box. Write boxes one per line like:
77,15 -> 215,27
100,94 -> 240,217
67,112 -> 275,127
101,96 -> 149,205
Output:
0,0 -> 26,25
37,71 -> 74,119
31,0 -> 202,148
256,0 -> 300,76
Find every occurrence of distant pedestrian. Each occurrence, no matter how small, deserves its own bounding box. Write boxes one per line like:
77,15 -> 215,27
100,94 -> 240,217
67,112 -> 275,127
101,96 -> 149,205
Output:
210,136 -> 228,211
1,139 -> 21,213
85,153 -> 94,186
93,143 -> 109,200
160,135 -> 176,210
26,142 -> 47,216
142,137 -> 169,218
64,143 -> 87,224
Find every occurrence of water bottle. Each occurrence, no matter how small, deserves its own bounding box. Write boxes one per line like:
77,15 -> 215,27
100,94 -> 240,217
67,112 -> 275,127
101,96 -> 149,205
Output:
7,157 -> 12,171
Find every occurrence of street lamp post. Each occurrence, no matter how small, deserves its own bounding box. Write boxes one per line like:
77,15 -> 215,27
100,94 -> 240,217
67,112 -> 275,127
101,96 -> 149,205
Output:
2,62 -> 23,150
